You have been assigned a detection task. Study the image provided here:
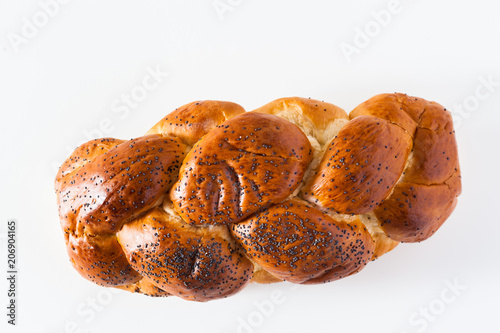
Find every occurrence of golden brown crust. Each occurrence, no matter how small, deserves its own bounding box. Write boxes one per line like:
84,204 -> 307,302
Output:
349,93 -> 425,136
147,100 -> 245,146
402,103 -> 459,185
250,268 -> 283,284
370,229 -> 399,259
374,170 -> 461,242
67,233 -> 141,286
231,199 -> 374,284
349,93 -> 461,242
55,94 -> 461,300
303,115 -> 412,214
56,138 -> 124,179
358,213 -> 399,259
350,93 -> 460,186
55,135 -> 186,286
253,97 -> 348,146
170,112 -> 313,226
117,208 -> 253,301
116,278 -> 172,297
56,135 -> 186,236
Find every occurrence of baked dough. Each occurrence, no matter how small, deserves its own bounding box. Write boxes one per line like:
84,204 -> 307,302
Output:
55,94 -> 461,301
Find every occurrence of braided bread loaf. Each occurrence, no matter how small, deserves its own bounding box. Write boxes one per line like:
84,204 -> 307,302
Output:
55,94 -> 461,301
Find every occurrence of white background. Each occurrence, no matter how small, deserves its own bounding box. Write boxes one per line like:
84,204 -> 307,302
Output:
1,0 -> 499,332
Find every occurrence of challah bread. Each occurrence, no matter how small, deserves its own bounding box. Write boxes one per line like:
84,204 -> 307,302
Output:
55,94 -> 461,301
